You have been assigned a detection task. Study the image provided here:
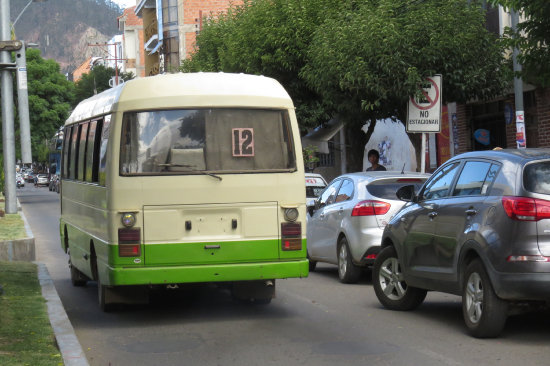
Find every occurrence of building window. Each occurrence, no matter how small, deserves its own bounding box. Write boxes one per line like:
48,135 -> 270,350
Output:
318,140 -> 335,167
162,0 -> 179,72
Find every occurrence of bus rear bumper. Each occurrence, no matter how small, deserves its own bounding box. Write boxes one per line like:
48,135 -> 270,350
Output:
105,260 -> 309,286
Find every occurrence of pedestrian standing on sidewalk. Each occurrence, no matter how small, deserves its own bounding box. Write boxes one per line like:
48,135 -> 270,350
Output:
366,149 -> 386,171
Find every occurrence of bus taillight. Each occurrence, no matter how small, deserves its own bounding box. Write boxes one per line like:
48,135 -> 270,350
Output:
118,228 -> 141,257
281,222 -> 301,251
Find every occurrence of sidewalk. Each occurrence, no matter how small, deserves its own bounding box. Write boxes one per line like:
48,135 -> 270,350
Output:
0,198 -> 89,366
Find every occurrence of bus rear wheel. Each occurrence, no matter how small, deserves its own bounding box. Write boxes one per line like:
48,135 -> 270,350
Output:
68,254 -> 87,287
98,277 -> 114,312
232,280 -> 275,304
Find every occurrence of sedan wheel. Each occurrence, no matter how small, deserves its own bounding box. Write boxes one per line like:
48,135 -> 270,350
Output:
373,246 -> 426,310
462,259 -> 508,338
337,237 -> 361,284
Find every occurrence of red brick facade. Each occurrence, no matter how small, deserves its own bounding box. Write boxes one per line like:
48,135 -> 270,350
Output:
536,88 -> 550,147
454,87 -> 550,154
182,0 -> 244,59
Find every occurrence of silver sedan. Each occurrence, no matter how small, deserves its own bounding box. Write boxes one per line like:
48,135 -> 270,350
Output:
307,171 -> 429,283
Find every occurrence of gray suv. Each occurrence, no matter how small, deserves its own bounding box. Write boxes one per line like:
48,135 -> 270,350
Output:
373,149 -> 550,338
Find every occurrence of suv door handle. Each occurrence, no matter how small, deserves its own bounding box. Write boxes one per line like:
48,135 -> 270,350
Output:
428,211 -> 438,219
465,209 -> 477,216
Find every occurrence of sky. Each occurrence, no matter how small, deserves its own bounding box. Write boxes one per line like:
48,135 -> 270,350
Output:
111,0 -> 137,9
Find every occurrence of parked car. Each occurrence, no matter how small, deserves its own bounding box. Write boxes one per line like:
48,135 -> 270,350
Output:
26,171 -> 35,183
305,173 -> 328,207
307,171 -> 429,283
373,148 -> 550,338
34,174 -> 49,187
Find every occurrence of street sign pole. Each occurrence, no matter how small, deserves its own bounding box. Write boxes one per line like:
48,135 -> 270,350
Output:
0,0 -> 17,213
407,75 -> 442,173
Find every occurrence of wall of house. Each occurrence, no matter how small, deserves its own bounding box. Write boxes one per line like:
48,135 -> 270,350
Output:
181,0 -> 243,59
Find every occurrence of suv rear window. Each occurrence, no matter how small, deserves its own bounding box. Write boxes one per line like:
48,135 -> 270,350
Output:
367,180 -> 424,200
524,161 -> 550,194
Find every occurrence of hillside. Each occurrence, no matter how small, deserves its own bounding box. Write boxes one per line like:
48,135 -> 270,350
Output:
11,0 -> 123,74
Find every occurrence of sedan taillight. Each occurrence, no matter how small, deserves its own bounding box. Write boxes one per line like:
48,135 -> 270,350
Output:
351,200 -> 391,216
502,196 -> 550,221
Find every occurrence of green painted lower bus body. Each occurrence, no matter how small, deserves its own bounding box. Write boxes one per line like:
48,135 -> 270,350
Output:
61,221 -> 308,287
105,260 -> 309,286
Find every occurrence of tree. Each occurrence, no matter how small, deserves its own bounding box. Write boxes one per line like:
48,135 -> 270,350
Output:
0,49 -> 73,162
181,0 -> 344,132
302,0 -> 509,169
74,64 -> 134,105
490,0 -> 550,86
24,48 -> 75,162
182,0 -> 508,171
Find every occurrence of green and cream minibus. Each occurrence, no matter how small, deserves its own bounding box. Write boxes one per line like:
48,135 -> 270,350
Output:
60,73 -> 308,310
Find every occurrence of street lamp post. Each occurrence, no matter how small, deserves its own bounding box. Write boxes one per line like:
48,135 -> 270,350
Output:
13,0 -> 48,167
1,0 -> 17,213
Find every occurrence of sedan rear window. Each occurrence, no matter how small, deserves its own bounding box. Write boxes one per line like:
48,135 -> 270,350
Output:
367,180 -> 424,200
524,162 -> 550,195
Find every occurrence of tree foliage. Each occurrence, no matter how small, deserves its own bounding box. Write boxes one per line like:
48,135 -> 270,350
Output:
182,0 -> 508,170
73,65 -> 134,104
22,49 -> 74,162
491,0 -> 550,86
303,0 -> 508,124
182,0 -> 345,131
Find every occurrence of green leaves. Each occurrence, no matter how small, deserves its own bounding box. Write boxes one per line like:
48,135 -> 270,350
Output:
491,0 -> 550,86
183,0 -> 508,133
24,49 -> 75,162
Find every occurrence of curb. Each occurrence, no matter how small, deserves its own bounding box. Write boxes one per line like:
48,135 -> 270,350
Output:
36,262 -> 90,366
0,206 -> 35,262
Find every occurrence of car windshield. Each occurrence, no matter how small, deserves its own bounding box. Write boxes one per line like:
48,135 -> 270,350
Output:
120,108 -> 296,175
524,161 -> 550,195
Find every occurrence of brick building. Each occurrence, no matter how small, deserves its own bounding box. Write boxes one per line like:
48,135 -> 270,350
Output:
135,0 -> 243,75
118,6 -> 146,78
439,5 -> 550,165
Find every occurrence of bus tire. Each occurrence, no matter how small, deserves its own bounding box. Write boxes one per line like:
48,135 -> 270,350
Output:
232,280 -> 275,304
98,277 -> 114,312
68,250 -> 87,287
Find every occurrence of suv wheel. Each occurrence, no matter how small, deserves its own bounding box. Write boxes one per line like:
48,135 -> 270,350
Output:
462,259 -> 508,338
337,237 -> 361,284
373,246 -> 427,310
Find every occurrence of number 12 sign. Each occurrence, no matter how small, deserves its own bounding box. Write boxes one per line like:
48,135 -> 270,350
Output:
232,128 -> 255,157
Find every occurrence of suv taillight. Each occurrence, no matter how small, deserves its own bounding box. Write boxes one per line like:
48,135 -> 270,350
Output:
281,222 -> 301,251
351,200 -> 391,216
502,196 -> 550,221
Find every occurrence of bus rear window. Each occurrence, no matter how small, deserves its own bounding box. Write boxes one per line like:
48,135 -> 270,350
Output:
120,109 -> 296,175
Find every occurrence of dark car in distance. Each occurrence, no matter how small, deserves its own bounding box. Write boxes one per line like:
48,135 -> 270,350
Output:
373,149 -> 550,338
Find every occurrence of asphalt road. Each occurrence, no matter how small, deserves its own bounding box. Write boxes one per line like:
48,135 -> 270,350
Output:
17,184 -> 550,366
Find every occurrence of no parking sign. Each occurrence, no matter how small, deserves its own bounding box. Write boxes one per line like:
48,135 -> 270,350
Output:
407,75 -> 442,133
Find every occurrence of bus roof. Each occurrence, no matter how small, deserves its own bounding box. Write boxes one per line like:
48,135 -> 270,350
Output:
65,73 -> 294,125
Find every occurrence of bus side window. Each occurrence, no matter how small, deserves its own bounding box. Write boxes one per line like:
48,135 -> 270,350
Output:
69,125 -> 80,180
62,126 -> 72,179
98,116 -> 110,186
77,123 -> 89,181
85,120 -> 98,182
